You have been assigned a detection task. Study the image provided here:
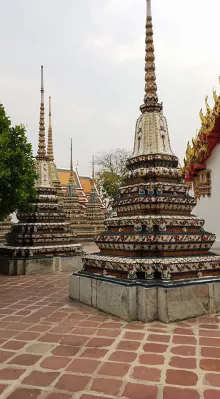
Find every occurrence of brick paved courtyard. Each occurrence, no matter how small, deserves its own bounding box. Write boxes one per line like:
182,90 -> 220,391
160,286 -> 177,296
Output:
0,273 -> 219,398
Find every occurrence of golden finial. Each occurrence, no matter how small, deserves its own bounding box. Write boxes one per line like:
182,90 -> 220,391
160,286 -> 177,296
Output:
47,96 -> 54,161
36,66 -> 46,160
140,0 -> 162,114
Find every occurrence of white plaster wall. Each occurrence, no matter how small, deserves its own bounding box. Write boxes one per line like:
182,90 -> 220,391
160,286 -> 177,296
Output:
194,144 -> 220,250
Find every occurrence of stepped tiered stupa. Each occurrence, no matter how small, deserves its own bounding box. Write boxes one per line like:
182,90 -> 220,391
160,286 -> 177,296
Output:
0,66 -> 82,275
84,158 -> 106,239
70,0 -> 220,323
62,140 -> 94,241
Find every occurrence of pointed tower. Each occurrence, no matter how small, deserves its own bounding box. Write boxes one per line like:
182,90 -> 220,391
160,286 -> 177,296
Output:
35,66 -> 50,187
0,67 -> 82,275
71,0 -> 220,323
62,141 -> 94,241
46,96 -> 63,198
36,66 -> 46,161
47,96 -> 54,162
69,139 -> 75,188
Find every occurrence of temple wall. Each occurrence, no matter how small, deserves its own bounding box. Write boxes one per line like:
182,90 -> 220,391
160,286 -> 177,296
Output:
194,144 -> 220,250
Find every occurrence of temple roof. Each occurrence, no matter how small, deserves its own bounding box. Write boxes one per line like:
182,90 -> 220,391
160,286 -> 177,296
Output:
57,168 -> 106,209
57,169 -> 92,193
182,79 -> 220,182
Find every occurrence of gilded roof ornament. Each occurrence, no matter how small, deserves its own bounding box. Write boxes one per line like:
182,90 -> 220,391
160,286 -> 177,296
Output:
199,109 -> 207,126
183,76 -> 220,180
213,89 -> 218,104
205,95 -> 212,116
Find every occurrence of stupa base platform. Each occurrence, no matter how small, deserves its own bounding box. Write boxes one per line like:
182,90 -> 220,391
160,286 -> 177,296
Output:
0,221 -> 12,244
0,255 -> 83,276
69,272 -> 220,323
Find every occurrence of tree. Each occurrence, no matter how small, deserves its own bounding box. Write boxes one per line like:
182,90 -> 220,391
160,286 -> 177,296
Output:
95,148 -> 131,201
0,104 -> 37,220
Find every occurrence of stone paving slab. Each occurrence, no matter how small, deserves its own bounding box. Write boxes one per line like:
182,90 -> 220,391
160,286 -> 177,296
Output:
0,273 -> 219,398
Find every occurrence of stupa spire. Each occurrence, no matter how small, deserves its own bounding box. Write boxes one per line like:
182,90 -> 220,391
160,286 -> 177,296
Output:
36,66 -> 46,160
140,0 -> 162,113
92,155 -> 95,182
69,139 -> 75,184
47,96 -> 54,161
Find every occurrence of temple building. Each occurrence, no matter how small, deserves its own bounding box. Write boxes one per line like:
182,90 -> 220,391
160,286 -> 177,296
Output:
62,140 -> 95,241
183,81 -> 220,249
0,66 -> 82,275
70,0 -> 220,323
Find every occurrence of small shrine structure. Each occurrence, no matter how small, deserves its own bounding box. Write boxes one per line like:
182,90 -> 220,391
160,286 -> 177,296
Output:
182,83 -> 220,249
57,167 -> 107,211
58,167 -> 89,207
62,140 -> 95,241
70,0 -> 220,323
0,66 -> 82,275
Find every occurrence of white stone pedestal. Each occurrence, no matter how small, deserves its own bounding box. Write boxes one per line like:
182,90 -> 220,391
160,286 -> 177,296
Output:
69,272 -> 220,323
0,255 -> 83,275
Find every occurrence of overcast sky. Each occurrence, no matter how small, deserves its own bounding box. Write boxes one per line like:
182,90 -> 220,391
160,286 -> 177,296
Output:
0,0 -> 219,176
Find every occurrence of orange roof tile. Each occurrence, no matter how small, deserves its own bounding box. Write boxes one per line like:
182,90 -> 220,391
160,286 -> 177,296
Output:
57,169 -> 93,194
57,170 -> 71,186
80,177 -> 93,194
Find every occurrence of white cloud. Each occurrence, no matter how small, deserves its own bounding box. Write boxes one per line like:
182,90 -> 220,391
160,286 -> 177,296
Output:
84,34 -> 143,62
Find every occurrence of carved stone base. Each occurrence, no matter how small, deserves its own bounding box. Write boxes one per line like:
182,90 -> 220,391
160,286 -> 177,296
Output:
0,255 -> 83,276
69,272 -> 220,323
0,221 -> 12,244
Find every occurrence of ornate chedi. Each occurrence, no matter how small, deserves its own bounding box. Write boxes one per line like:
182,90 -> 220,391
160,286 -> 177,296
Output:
182,80 -> 220,199
0,66 -> 81,274
84,158 -> 106,239
82,0 -> 220,282
62,140 -> 94,241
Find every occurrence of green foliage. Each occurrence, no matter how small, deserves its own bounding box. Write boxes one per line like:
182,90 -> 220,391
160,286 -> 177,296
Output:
0,104 -> 37,220
95,148 -> 130,201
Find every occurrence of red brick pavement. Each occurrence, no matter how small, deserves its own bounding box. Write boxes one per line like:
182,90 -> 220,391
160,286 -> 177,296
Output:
0,273 -> 219,398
